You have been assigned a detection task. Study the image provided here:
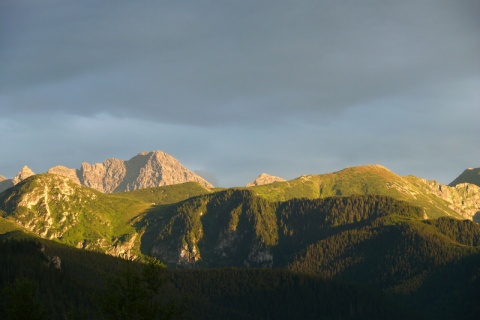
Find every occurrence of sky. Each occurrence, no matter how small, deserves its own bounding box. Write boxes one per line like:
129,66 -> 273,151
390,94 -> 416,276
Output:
1,0 -> 479,187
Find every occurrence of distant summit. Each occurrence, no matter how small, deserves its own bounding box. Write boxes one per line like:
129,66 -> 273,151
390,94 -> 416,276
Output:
246,173 -> 286,187
12,165 -> 35,185
0,166 -> 35,193
48,150 -> 214,193
449,167 -> 480,187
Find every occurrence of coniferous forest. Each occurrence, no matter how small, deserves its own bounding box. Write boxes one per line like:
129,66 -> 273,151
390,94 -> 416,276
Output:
0,236 -> 419,320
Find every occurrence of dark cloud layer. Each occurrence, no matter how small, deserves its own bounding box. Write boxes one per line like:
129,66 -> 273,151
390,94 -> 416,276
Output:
0,0 -> 479,186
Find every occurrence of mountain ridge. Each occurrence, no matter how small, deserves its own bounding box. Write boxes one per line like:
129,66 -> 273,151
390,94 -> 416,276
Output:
246,164 -> 480,221
2,161 -> 479,221
1,160 -> 479,320
450,167 -> 480,187
246,173 -> 286,187
47,150 -> 214,192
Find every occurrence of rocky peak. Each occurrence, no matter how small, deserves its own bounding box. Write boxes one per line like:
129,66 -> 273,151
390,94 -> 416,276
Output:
48,166 -> 82,184
12,166 -> 35,185
46,150 -> 214,193
246,173 -> 286,187
119,151 -> 214,191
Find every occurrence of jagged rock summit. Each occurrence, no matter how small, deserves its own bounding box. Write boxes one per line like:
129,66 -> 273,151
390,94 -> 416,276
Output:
48,150 -> 214,193
449,167 -> 480,188
0,166 -> 35,193
246,173 -> 286,187
12,165 -> 35,185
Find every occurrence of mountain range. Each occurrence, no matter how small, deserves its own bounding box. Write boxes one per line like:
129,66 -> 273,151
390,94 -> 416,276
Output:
1,151 -> 479,319
0,151 -> 212,194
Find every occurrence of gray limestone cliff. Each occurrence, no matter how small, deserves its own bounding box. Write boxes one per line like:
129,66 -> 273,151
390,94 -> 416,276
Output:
47,150 -> 214,193
246,173 -> 286,187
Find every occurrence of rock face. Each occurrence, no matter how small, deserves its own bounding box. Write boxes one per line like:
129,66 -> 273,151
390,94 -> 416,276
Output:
0,166 -> 36,193
449,168 -> 480,187
12,166 -> 35,185
47,166 -> 81,184
246,173 -> 286,187
48,151 -> 214,193
424,180 -> 480,222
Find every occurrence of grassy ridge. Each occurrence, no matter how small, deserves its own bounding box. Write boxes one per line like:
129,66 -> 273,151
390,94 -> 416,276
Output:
249,165 -> 464,219
0,175 -> 212,257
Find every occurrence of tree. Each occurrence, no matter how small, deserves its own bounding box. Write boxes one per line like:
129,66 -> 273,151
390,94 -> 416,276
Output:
2,277 -> 49,320
100,258 -> 181,320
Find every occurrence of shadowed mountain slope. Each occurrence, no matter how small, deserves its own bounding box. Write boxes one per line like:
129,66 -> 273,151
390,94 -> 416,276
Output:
450,167 -> 480,187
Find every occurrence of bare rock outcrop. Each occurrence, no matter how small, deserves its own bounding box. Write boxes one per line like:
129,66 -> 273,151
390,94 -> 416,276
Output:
1,166 -> 36,193
12,166 -> 35,185
246,173 -> 286,187
48,166 -> 81,184
121,151 -> 212,191
47,151 -> 213,193
424,180 -> 480,221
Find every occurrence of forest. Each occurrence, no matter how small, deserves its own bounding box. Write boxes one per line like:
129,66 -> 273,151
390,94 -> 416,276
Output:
0,236 -> 420,320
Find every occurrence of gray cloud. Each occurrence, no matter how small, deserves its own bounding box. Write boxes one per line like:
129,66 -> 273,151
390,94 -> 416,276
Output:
0,0 -> 478,186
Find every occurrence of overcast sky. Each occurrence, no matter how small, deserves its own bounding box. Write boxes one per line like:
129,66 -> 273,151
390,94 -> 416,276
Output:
1,0 -> 479,187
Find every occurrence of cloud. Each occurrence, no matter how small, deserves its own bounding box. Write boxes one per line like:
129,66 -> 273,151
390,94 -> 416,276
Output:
0,1 -> 478,186
1,1 -> 478,125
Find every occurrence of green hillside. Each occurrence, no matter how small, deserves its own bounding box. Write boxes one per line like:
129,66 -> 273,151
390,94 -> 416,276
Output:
249,164 -> 466,219
0,168 -> 477,265
0,175 -> 212,259
0,217 -> 25,234
0,174 -> 147,256
119,181 -> 211,204
138,187 -> 480,318
140,188 -> 478,272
